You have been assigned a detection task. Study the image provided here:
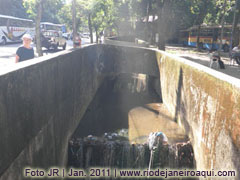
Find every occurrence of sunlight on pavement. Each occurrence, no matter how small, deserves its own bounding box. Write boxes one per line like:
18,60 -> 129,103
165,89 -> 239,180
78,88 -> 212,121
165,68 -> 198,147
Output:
0,39 -> 84,70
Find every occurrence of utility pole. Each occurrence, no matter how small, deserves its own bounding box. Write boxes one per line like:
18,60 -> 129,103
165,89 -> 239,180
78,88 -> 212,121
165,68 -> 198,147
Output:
72,0 -> 77,47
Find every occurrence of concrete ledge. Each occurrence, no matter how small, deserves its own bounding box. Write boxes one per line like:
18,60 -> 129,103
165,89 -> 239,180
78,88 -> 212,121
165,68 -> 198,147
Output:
104,38 -> 148,48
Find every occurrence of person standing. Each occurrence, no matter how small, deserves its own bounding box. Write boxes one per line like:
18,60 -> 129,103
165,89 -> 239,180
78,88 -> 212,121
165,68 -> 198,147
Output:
15,34 -> 34,63
73,33 -> 81,48
231,44 -> 240,65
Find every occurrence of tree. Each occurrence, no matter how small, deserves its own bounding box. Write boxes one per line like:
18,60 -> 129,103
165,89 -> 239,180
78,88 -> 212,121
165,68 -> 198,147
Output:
24,0 -> 65,55
190,0 -> 214,50
24,0 -> 64,23
24,0 -> 44,56
58,0 -> 93,41
217,0 -> 229,53
58,4 -> 72,31
72,0 -> 77,45
77,0 -> 94,43
0,0 -> 27,18
155,0 -> 175,50
232,0 -> 240,48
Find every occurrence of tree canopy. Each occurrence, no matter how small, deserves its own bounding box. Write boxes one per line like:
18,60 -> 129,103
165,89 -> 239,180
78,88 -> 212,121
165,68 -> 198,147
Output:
1,0 -> 240,48
23,0 -> 64,23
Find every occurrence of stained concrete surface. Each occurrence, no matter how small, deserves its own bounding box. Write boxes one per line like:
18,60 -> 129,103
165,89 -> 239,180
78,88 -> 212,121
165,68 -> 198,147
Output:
72,73 -> 161,138
1,43 -> 240,179
0,44 -> 160,179
157,49 -> 240,178
128,103 -> 188,144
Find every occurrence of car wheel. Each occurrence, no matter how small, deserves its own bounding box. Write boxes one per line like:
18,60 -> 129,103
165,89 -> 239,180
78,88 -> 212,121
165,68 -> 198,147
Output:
53,44 -> 58,51
63,43 -> 66,50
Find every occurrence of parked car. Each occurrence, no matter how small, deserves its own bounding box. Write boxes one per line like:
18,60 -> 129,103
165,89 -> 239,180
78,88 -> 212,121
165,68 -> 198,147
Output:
70,32 -> 90,40
81,32 -> 90,39
41,30 -> 67,50
62,33 -> 71,40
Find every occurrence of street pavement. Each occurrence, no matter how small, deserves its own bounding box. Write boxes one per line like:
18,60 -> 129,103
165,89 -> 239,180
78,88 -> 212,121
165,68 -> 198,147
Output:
0,38 -> 90,69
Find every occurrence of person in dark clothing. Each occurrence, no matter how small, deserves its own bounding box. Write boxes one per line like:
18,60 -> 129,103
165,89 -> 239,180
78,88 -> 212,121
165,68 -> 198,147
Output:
15,34 -> 34,63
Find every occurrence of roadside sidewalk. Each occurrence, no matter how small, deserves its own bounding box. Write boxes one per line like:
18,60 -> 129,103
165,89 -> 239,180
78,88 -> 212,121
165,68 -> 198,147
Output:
166,45 -> 240,79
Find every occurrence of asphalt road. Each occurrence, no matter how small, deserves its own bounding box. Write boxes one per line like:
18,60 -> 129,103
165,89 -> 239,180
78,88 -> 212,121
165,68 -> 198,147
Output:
0,38 -> 90,68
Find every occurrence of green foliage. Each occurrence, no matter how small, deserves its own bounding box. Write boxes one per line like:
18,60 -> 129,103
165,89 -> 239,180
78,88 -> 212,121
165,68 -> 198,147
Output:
23,0 -> 38,19
2,0 -> 240,39
90,0 -> 116,34
59,0 -> 119,34
0,0 -> 27,18
23,0 -> 64,23
204,0 -> 235,24
58,4 -> 72,30
189,0 -> 214,25
171,0 -> 196,29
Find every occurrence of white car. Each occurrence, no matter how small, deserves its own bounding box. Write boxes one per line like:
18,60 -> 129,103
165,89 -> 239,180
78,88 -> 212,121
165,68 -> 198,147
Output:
62,33 -> 71,40
81,33 -> 90,39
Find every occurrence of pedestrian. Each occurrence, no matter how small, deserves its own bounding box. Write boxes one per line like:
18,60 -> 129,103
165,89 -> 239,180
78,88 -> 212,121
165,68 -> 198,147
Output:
232,44 -> 240,53
15,34 -> 34,63
74,33 -> 81,48
231,44 -> 240,65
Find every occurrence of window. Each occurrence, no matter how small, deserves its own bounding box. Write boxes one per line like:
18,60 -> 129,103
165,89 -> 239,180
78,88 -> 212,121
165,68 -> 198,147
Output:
0,17 -> 8,26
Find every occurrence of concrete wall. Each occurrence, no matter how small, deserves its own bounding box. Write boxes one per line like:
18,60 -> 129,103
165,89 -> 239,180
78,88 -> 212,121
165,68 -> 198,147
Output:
156,51 -> 240,176
105,37 -> 149,48
1,42 -> 240,179
73,73 -> 161,138
0,44 -> 159,179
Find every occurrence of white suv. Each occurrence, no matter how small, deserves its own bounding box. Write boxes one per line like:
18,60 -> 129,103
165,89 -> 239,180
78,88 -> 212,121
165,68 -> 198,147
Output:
41,30 -> 67,50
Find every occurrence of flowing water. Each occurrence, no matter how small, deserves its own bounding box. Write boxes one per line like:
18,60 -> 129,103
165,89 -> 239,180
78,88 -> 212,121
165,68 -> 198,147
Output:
68,130 -> 195,179
69,74 -> 195,179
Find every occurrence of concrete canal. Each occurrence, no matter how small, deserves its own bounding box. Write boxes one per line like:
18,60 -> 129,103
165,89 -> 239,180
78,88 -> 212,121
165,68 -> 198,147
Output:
0,44 -> 240,179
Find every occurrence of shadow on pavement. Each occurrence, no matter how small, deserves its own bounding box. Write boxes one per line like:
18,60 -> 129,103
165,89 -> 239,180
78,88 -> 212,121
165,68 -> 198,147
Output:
181,55 -> 240,79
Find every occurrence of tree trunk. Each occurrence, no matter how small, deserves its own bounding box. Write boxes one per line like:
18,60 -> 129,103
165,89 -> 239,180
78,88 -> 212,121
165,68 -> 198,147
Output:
218,0 -> 227,55
156,0 -> 171,50
151,14 -> 156,45
145,0 -> 152,43
231,0 -> 240,48
72,0 -> 77,46
95,28 -> 98,43
156,0 -> 164,50
196,24 -> 201,50
35,0 -> 43,57
88,13 -> 93,43
196,1 -> 210,51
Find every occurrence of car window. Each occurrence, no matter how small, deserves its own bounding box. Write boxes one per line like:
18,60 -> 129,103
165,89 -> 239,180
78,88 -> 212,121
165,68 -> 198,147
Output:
55,32 -> 59,37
